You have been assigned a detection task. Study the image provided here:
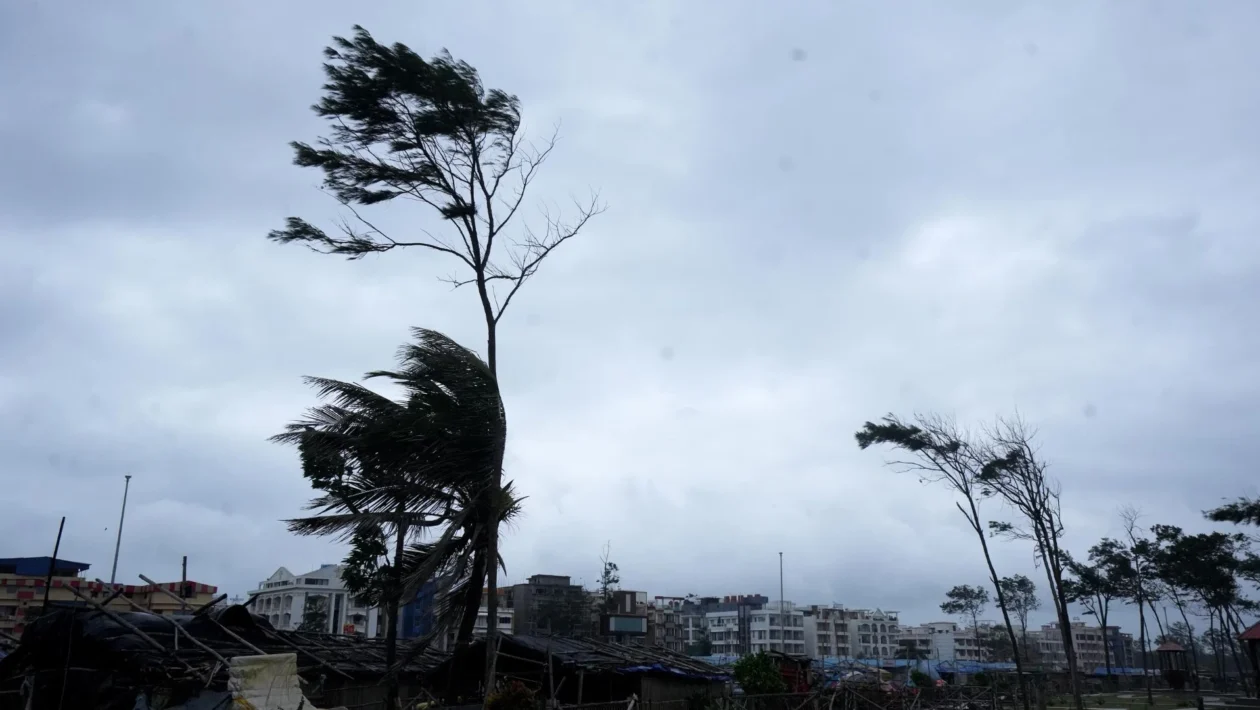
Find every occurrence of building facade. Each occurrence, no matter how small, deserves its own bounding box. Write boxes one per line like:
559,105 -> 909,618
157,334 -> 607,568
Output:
509,574 -> 591,635
898,621 -> 961,662
0,557 -> 219,637
1028,621 -> 1109,671
247,564 -> 379,636
744,601 -> 806,655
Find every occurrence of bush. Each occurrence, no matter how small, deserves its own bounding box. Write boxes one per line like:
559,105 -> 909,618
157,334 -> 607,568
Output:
910,669 -> 931,688
732,652 -> 787,695
487,681 -> 538,710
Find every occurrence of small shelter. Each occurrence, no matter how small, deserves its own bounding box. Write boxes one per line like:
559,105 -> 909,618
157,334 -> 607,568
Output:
765,650 -> 812,692
1239,621 -> 1260,699
1155,641 -> 1189,691
427,635 -> 728,705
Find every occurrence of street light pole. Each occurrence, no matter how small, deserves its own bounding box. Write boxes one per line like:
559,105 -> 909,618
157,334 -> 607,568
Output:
779,552 -> 785,653
109,475 -> 132,585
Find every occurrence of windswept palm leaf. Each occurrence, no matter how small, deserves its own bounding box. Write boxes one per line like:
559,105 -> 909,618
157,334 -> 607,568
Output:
272,328 -> 509,656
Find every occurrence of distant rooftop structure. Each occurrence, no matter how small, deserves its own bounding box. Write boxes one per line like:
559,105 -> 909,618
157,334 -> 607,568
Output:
0,557 -> 91,577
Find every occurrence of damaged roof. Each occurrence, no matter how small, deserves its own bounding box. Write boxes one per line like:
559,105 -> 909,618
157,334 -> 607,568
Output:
0,603 -> 449,689
488,634 -> 728,678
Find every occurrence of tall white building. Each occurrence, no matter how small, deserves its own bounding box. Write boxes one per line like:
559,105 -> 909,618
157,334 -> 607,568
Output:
802,606 -> 900,659
248,564 -> 381,636
900,621 -> 961,662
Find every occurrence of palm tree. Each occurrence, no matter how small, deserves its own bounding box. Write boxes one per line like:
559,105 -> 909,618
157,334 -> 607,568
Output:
273,328 -> 510,708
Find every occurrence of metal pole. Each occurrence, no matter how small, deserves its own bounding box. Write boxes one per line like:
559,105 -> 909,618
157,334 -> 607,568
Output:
109,475 -> 132,585
42,516 -> 66,609
779,552 -> 785,653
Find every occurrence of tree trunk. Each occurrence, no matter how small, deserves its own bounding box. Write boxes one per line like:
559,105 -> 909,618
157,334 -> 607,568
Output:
1174,600 -> 1202,681
477,278 -> 503,706
1137,590 -> 1153,705
1031,517 -> 1082,710
1224,607 -> 1250,696
1099,598 -> 1112,679
1145,598 -> 1166,639
1209,610 -> 1224,683
384,514 -> 410,710
964,499 -> 1031,710
456,551 -> 487,643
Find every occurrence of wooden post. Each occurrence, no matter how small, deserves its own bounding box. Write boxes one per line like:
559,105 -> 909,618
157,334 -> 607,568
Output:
42,517 -> 66,610
547,645 -> 557,708
577,671 -> 585,705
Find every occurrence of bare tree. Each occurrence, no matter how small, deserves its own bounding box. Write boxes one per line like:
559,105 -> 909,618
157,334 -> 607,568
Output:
267,26 -> 604,700
978,416 -> 1084,710
856,413 -> 1030,710
1120,507 -> 1158,704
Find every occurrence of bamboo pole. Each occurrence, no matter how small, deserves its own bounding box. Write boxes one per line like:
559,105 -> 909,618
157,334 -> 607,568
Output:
138,574 -> 191,611
64,585 -> 202,677
101,586 -> 229,665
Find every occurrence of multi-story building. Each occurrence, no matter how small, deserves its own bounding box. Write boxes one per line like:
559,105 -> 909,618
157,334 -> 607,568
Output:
898,621 -> 960,661
1105,626 -> 1136,668
684,594 -> 767,655
744,601 -> 806,656
247,564 -> 380,635
509,574 -> 591,636
646,597 -> 684,652
1028,620 -> 1108,671
0,557 -> 219,637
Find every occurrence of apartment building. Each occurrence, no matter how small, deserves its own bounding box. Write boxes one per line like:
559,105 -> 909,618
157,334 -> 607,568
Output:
247,564 -> 379,635
675,594 -> 768,655
510,574 -> 591,635
1028,620 -> 1109,670
743,601 -> 806,656
898,621 -> 960,661
646,597 -> 685,652
0,557 -> 219,637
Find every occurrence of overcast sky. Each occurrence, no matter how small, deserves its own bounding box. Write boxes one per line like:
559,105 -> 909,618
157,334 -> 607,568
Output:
3,0 -> 1258,634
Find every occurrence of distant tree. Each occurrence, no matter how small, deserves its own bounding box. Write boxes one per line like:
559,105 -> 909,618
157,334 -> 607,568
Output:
942,584 -> 990,660
733,651 -> 787,695
298,594 -> 330,633
986,631 -> 1016,663
598,542 -> 621,613
687,636 -> 713,656
267,24 -> 605,694
997,574 -> 1040,659
856,414 -> 1030,710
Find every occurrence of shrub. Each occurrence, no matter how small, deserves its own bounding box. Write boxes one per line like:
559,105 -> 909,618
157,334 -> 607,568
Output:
732,652 -> 787,695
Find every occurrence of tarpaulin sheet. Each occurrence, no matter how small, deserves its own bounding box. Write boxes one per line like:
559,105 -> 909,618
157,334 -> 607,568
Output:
227,653 -> 324,710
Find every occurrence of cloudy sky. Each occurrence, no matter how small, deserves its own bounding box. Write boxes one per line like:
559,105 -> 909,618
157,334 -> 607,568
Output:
3,0 -> 1258,633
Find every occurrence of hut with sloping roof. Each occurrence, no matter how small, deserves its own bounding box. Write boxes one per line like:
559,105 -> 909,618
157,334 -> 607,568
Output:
1239,621 -> 1260,699
428,634 -> 728,704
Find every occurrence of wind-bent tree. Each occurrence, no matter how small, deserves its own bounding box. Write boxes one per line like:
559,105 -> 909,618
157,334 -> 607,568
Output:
998,575 -> 1040,661
1064,539 -> 1130,678
942,584 -> 991,659
275,329 -> 510,709
978,417 -> 1083,710
1207,497 -> 1260,529
268,26 -> 604,695
856,414 -> 1030,710
1152,524 -> 1257,691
